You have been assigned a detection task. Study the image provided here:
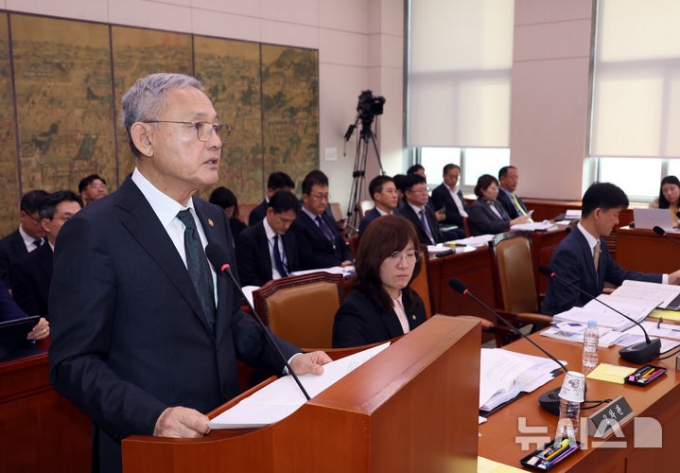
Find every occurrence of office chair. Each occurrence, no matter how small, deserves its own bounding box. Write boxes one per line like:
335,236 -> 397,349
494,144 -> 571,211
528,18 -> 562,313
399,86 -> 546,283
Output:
253,272 -> 345,350
488,231 -> 553,344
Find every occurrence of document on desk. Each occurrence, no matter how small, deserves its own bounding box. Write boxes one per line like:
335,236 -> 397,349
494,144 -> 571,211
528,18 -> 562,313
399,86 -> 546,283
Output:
610,280 -> 680,309
510,221 -> 557,232
209,342 -> 390,429
290,265 -> 355,278
479,349 -> 565,412
553,295 -> 660,331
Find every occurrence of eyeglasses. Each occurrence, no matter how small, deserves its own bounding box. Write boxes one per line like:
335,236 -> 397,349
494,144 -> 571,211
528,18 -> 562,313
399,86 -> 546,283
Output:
310,193 -> 330,201
143,120 -> 233,142
407,187 -> 429,194
387,250 -> 421,264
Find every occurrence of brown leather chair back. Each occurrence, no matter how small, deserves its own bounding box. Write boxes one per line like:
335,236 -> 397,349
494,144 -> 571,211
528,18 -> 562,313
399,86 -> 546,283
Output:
463,217 -> 471,237
253,272 -> 345,348
489,231 -> 539,313
410,246 -> 433,319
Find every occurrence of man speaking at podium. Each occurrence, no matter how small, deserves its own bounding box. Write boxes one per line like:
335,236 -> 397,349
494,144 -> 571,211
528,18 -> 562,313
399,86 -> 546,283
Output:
48,73 -> 330,473
543,182 -> 680,315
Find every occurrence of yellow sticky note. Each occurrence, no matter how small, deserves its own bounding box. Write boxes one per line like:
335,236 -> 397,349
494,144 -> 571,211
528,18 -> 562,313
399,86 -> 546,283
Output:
649,309 -> 680,322
478,457 -> 525,473
586,363 -> 637,384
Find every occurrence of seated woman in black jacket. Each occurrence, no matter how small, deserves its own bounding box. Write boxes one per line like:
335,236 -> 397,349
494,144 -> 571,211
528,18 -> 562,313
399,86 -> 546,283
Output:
332,215 -> 428,348
467,174 -> 529,236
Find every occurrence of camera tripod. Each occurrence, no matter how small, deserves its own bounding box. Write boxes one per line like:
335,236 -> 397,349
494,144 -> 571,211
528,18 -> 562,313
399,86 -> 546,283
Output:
345,118 -> 385,233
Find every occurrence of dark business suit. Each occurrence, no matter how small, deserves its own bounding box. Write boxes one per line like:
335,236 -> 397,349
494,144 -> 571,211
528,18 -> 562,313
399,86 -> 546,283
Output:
248,199 -> 268,226
467,199 -> 511,236
399,203 -> 443,245
11,243 -> 53,316
430,183 -> 468,226
48,177 -> 300,473
332,289 -> 427,348
235,221 -> 299,287
358,207 -> 401,238
289,210 -> 351,270
542,228 -> 662,315
0,280 -> 28,322
0,229 -> 28,288
497,188 -> 527,220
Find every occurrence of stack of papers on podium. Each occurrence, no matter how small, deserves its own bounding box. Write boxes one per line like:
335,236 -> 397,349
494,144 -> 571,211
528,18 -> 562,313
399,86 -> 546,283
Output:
553,294 -> 660,332
479,348 -> 565,412
210,342 -> 389,429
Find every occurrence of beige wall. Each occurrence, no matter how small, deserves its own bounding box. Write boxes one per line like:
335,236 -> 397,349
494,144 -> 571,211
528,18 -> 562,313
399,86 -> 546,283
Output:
0,0 -> 404,214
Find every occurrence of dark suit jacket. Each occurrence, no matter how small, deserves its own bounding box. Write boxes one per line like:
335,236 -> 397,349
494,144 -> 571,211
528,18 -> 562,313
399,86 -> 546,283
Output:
248,199 -> 268,226
430,183 -> 468,226
332,288 -> 427,348
48,177 -> 300,473
0,229 -> 28,288
542,228 -> 662,315
289,211 -> 351,270
497,188 -> 527,220
467,199 -> 511,236
399,203 -> 442,245
0,280 -> 28,322
11,243 -> 53,316
235,221 -> 299,287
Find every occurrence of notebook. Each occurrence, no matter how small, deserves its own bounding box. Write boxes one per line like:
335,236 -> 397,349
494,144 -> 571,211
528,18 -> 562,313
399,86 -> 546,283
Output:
633,208 -> 675,231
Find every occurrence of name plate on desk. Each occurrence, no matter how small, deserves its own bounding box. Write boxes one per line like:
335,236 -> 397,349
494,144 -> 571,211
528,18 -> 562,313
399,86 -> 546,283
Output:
585,396 -> 634,438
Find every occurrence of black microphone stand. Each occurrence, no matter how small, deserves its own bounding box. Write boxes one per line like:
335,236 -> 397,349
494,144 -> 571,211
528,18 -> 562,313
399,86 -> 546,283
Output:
206,244 -> 311,401
448,278 -> 568,415
539,266 -> 660,364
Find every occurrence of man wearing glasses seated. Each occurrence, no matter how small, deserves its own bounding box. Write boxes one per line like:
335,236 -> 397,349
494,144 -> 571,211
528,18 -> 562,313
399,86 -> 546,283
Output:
290,170 -> 353,270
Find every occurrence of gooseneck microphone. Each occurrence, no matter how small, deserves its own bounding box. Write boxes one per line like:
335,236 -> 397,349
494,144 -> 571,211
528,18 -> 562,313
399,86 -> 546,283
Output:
206,243 -> 311,401
653,225 -> 680,249
448,278 -> 568,415
539,265 -> 660,364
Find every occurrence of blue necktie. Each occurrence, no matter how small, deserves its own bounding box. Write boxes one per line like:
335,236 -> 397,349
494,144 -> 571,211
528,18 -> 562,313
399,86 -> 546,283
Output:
273,235 -> 288,277
177,209 -> 216,330
419,209 -> 434,244
316,215 -> 336,245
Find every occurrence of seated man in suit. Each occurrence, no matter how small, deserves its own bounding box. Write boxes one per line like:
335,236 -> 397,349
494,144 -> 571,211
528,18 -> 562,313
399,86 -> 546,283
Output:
398,173 -> 443,245
0,279 -> 50,359
429,163 -> 467,240
543,182 -> 680,315
0,190 -> 48,290
358,175 -> 399,238
497,165 -> 530,220
248,172 -> 295,226
12,190 -> 82,316
78,174 -> 108,206
236,190 -> 300,286
290,171 -> 352,269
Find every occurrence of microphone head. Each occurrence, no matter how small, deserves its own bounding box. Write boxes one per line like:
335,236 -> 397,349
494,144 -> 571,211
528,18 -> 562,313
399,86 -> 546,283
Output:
538,265 -> 554,277
653,225 -> 666,237
205,243 -> 232,273
676,211 -> 680,219
448,278 -> 467,294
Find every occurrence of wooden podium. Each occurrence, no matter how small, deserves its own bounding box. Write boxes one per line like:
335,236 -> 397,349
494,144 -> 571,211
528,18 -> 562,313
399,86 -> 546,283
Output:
122,316 -> 481,472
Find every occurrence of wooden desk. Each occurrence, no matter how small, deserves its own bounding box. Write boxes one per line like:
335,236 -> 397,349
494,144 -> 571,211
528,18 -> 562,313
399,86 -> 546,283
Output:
428,247 -> 496,323
0,352 -> 92,472
616,226 -> 680,273
479,335 -> 680,472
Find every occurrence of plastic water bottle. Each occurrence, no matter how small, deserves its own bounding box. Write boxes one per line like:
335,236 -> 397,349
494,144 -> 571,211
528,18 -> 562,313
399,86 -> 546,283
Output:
582,320 -> 599,374
555,372 -> 585,443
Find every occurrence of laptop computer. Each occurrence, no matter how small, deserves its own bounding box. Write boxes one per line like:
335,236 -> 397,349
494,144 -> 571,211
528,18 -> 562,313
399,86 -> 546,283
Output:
632,208 -> 676,232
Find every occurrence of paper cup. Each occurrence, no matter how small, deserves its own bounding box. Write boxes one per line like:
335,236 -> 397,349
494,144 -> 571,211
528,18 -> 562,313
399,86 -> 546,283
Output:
558,371 -> 585,403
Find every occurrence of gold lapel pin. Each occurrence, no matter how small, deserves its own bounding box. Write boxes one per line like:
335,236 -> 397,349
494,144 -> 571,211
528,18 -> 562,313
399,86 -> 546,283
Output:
411,315 -> 416,320
208,219 -> 214,227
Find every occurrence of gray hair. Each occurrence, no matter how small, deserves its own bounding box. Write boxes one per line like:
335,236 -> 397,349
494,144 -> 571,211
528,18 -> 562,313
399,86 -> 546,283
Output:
120,73 -> 204,157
